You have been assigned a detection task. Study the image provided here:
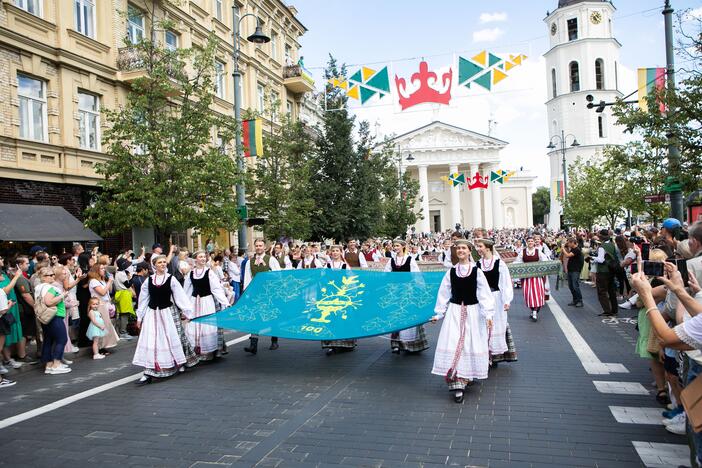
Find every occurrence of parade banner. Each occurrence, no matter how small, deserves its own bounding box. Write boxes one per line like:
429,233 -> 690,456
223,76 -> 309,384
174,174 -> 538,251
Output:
194,269 -> 444,340
637,67 -> 666,113
242,118 -> 263,157
508,260 -> 562,279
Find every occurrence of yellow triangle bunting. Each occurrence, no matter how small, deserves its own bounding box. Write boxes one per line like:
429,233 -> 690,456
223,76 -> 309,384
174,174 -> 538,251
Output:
472,50 -> 487,67
492,68 -> 508,85
362,66 -> 375,82
347,85 -> 360,100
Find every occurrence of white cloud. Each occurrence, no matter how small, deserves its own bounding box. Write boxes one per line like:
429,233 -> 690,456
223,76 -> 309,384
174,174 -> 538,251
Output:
480,12 -> 508,23
473,27 -> 505,43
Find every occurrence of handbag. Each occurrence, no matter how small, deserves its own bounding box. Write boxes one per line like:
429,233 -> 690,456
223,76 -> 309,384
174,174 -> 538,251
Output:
646,323 -> 662,354
34,284 -> 58,325
107,302 -> 116,318
0,311 -> 16,327
681,374 -> 702,432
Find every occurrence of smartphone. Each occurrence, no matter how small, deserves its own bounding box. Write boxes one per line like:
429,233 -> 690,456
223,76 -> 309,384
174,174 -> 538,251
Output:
640,243 -> 650,261
666,258 -> 690,287
643,261 -> 665,277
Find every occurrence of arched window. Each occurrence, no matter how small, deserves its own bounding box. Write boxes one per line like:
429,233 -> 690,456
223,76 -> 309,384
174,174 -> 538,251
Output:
551,68 -> 557,98
569,61 -> 580,92
595,59 -> 605,90
598,114 -> 607,138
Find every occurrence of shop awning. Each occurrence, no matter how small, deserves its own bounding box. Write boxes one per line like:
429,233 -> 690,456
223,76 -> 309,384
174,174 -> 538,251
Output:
0,204 -> 103,242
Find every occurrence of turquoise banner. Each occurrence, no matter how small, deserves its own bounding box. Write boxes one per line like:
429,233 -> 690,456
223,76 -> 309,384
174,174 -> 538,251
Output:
193,269 -> 445,340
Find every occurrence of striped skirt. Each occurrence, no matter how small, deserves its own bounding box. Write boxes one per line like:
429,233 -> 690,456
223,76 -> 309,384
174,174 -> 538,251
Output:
490,324 -> 518,363
391,325 -> 429,353
322,339 -> 357,350
522,276 -> 546,309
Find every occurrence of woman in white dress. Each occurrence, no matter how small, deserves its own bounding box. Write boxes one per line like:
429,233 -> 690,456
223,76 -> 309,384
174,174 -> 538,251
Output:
475,239 -> 516,367
431,240 -> 494,403
87,264 -> 120,349
183,251 -> 230,361
322,245 -> 357,355
384,240 -> 429,354
133,255 -> 199,385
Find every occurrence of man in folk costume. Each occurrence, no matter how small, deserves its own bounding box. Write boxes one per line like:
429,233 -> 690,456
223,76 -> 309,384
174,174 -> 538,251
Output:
310,243 -> 327,267
475,239 -> 517,367
273,242 -> 293,270
384,240 -> 429,354
243,239 -> 282,354
431,240 -> 494,403
322,245 -> 357,355
183,251 -> 231,361
513,236 -> 550,321
133,255 -> 200,385
361,241 -> 382,263
344,239 -> 368,269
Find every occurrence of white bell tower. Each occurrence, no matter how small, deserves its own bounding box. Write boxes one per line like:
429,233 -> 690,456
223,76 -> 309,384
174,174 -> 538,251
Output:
544,0 -> 626,230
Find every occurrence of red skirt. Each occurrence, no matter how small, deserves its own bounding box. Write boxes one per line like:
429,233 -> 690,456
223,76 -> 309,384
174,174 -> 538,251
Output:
522,276 -> 546,309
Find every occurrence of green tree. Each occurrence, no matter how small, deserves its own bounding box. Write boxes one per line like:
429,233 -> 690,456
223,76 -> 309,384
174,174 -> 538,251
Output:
247,112 -> 316,241
532,186 -> 550,225
563,159 -> 626,229
86,2 -> 240,241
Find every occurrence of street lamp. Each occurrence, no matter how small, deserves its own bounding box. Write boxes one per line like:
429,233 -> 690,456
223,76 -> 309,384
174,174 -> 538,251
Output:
232,10 -> 270,252
546,129 -> 579,205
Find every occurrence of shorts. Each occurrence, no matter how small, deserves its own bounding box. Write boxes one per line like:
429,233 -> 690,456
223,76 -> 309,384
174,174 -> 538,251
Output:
664,354 -> 679,375
0,315 -> 11,335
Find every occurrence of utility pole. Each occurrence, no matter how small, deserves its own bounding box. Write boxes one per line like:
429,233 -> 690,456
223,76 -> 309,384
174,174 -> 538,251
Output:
663,0 -> 684,222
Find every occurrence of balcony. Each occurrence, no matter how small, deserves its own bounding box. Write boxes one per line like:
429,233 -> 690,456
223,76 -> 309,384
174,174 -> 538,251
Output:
283,65 -> 315,94
117,46 -> 181,83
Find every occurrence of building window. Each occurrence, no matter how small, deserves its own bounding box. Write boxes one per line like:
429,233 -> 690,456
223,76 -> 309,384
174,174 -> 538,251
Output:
257,84 -> 265,111
74,0 -> 96,38
551,68 -> 557,99
18,74 -> 47,142
214,61 -> 225,99
430,181 -> 445,193
270,90 -> 280,120
284,44 -> 293,66
286,100 -> 293,115
127,5 -> 144,44
270,31 -> 278,61
233,5 -> 240,35
598,115 -> 606,138
567,18 -> 578,41
165,31 -> 178,51
614,61 -> 619,90
215,134 -> 227,154
14,0 -> 42,16
569,61 -> 580,92
214,0 -> 223,21
595,58 -> 604,90
78,92 -> 100,150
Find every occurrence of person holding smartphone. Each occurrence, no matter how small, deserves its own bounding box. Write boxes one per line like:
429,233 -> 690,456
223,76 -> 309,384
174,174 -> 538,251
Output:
591,229 -> 619,317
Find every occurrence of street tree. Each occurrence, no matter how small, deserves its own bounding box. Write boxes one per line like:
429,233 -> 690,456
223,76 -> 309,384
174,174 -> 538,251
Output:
86,2 -> 240,241
563,158 -> 625,229
532,186 -> 550,225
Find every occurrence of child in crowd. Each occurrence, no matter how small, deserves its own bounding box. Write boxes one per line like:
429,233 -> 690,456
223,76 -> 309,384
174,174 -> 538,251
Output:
86,297 -> 107,360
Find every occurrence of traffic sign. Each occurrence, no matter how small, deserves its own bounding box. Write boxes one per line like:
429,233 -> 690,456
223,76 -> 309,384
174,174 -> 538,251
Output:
644,194 -> 666,203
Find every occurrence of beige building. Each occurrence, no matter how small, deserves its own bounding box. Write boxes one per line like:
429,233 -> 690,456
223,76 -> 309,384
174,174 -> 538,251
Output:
392,121 -> 536,232
0,0 -> 313,251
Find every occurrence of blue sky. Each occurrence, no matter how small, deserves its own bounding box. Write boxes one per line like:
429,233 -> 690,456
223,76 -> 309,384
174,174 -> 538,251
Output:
293,0 -> 701,187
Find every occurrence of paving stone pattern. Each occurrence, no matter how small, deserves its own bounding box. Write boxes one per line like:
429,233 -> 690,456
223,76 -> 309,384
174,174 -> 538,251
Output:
0,277 -> 689,467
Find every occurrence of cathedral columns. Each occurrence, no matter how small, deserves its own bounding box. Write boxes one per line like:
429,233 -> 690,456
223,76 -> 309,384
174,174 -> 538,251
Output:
417,165 -> 430,233
449,163 -> 461,229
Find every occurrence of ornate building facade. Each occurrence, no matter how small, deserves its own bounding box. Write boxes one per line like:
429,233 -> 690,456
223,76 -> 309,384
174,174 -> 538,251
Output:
0,0 -> 312,250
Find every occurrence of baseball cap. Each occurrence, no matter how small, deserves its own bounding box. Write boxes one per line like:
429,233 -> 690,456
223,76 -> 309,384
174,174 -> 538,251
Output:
152,243 -> 163,251
662,218 -> 682,230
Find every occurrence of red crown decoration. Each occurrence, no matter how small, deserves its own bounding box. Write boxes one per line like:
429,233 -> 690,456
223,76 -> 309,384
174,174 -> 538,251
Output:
467,172 -> 489,190
395,61 -> 452,110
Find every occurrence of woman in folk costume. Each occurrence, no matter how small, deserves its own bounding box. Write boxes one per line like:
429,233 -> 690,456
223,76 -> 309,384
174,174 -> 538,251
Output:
322,245 -> 357,355
513,236 -> 550,322
298,245 -> 323,269
431,240 -> 495,403
475,239 -> 517,367
183,251 -> 231,361
243,239 -> 282,354
384,240 -> 429,354
133,255 -> 200,385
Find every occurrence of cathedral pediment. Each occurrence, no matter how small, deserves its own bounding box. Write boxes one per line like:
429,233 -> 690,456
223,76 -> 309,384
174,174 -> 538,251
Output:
391,121 -> 508,151
428,197 -> 446,206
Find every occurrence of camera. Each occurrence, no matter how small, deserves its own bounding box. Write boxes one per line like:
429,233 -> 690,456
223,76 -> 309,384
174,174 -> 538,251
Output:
628,236 -> 643,244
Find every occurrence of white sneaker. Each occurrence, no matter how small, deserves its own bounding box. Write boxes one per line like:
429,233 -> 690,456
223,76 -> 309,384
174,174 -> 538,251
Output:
45,366 -> 71,375
93,354 -> 105,360
618,300 -> 634,310
61,358 -> 73,365
664,412 -> 686,426
119,333 -> 133,340
4,359 -> 22,369
666,420 -> 687,435
0,365 -> 8,375
71,346 -> 80,353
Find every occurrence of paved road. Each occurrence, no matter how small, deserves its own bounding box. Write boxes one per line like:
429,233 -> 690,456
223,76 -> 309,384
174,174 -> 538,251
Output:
0,277 -> 690,467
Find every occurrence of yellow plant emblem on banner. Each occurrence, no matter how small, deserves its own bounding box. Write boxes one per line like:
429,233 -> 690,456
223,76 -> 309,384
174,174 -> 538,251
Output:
310,276 -> 365,324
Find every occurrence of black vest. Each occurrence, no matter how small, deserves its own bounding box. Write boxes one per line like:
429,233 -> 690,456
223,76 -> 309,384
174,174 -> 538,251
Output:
326,262 -> 347,269
391,257 -> 412,272
148,275 -> 173,309
190,269 -> 212,298
449,266 -> 479,306
478,258 -> 500,292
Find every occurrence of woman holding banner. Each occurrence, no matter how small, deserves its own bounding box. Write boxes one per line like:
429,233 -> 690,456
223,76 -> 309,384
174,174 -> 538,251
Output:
513,237 -> 550,322
475,239 -> 517,367
384,240 -> 429,354
322,245 -> 357,355
431,240 -> 494,403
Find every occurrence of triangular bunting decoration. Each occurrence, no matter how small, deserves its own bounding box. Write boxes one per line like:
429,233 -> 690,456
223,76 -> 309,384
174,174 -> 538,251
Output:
492,68 -> 508,85
365,67 -> 390,92
472,50 -> 487,66
488,53 -> 502,67
458,51 -> 527,92
473,71 -> 492,91
458,56 -> 484,84
349,69 -> 363,83
347,85 -> 360,100
361,66 -> 375,82
359,86 -> 377,104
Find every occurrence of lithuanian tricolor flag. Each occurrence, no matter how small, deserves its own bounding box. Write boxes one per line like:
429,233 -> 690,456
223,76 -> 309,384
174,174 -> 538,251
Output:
552,180 -> 564,199
637,68 -> 666,113
242,118 -> 263,157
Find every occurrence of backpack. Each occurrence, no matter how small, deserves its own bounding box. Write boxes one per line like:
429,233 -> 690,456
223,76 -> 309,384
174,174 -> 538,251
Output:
604,243 -> 623,275
34,284 -> 58,325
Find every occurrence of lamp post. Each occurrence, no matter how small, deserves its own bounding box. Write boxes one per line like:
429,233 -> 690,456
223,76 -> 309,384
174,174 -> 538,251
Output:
398,149 -> 415,236
663,0 -> 683,222
232,10 -> 270,251
547,130 -> 580,206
